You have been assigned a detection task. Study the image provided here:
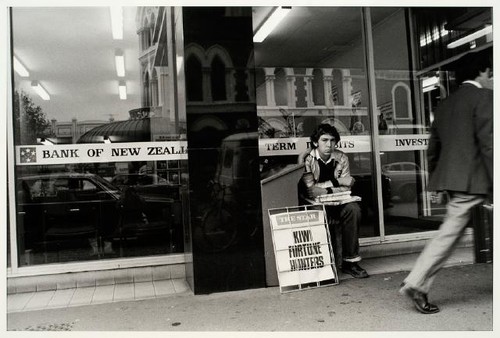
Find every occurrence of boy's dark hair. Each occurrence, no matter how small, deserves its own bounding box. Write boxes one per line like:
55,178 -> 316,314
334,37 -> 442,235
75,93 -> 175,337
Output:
310,123 -> 340,148
455,49 -> 492,84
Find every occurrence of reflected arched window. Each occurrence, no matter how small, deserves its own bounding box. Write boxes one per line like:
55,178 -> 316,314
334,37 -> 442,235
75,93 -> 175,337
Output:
211,56 -> 226,101
312,69 -> 324,105
143,72 -> 151,107
145,28 -> 151,48
273,68 -> 287,106
149,14 -> 155,45
141,18 -> 151,50
392,82 -> 411,120
151,69 -> 158,107
186,55 -> 203,101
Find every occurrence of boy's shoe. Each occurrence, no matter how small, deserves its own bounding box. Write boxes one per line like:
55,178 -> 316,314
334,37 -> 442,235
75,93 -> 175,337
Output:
341,262 -> 369,278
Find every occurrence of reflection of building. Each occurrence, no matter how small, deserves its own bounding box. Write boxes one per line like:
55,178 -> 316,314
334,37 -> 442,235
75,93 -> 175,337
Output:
255,68 -> 419,138
76,114 -> 151,143
137,7 -> 188,141
183,42 -> 256,132
48,118 -> 112,144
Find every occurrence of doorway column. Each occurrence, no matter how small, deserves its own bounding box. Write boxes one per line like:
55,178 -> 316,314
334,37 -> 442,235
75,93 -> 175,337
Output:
322,68 -> 334,108
284,67 -> 296,108
264,67 -> 276,106
304,68 -> 315,107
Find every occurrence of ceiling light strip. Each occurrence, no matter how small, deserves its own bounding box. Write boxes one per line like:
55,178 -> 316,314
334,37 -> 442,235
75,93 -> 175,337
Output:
31,81 -> 50,100
115,49 -> 125,77
447,25 -> 493,49
253,7 -> 292,43
110,7 -> 123,40
13,56 -> 29,77
118,80 -> 127,100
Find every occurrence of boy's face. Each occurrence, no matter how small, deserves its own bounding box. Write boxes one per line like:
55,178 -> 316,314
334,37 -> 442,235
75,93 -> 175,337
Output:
314,133 -> 336,158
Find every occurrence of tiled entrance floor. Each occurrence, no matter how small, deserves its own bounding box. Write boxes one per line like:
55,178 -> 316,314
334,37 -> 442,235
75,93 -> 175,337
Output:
8,278 -> 190,313
7,246 -> 474,313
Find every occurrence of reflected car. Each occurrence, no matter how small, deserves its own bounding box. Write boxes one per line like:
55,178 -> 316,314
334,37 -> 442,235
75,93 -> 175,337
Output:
110,173 -> 179,201
382,162 -> 427,202
348,159 -> 393,212
351,172 -> 392,213
16,172 -> 173,251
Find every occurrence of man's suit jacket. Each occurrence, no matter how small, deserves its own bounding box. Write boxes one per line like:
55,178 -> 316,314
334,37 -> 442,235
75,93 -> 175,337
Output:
427,83 -> 493,194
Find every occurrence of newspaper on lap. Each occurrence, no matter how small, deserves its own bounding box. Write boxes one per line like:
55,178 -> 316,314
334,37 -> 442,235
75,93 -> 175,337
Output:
314,189 -> 362,204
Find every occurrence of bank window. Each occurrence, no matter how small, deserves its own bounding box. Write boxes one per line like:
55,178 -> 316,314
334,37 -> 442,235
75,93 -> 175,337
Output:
10,6 -> 189,267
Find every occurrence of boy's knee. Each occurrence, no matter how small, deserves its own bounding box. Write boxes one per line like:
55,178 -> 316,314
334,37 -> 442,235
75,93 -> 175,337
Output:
342,202 -> 361,216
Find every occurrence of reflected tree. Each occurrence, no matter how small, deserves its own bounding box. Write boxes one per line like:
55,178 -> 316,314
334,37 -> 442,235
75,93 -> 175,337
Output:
13,90 -> 54,145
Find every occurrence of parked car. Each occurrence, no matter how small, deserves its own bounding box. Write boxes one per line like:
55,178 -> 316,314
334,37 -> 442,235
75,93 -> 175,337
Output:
16,172 -> 174,252
382,162 -> 427,202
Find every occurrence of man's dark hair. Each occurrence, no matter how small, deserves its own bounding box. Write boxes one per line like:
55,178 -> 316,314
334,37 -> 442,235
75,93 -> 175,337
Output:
455,49 -> 492,84
310,123 -> 340,148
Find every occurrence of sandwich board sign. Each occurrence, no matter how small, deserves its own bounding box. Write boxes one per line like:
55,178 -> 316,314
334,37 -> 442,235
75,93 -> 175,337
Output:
268,204 -> 338,293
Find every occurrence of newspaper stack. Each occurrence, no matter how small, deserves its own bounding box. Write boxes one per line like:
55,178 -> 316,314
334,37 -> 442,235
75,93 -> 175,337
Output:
315,190 -> 361,204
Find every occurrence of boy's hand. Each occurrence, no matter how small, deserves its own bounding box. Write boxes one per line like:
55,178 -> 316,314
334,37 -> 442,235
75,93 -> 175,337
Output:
307,186 -> 327,198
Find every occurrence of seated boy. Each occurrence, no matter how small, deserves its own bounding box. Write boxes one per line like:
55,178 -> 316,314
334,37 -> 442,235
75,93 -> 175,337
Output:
298,123 -> 368,278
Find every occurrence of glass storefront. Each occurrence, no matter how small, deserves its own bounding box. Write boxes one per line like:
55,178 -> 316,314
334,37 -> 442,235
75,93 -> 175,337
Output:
255,6 -> 492,242
6,5 -> 492,292
255,7 -> 381,238
10,7 -> 189,266
371,7 -> 444,236
375,7 -> 492,236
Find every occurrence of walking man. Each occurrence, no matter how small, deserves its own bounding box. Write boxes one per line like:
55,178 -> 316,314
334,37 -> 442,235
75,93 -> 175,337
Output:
400,50 -> 493,314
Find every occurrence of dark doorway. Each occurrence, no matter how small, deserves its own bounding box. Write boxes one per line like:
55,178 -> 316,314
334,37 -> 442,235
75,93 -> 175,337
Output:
183,7 -> 266,294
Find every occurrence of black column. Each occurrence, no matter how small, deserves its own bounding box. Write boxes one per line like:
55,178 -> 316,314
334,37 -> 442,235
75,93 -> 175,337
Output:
183,7 -> 266,294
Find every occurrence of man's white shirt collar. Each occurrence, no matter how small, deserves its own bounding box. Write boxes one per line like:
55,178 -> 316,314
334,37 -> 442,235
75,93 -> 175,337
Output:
463,80 -> 482,88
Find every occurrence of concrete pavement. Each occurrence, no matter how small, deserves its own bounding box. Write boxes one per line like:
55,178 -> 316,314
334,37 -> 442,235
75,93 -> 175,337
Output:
5,263 -> 493,333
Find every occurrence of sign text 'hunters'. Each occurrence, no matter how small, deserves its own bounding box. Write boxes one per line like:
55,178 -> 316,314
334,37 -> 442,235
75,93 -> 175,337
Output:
288,230 -> 324,271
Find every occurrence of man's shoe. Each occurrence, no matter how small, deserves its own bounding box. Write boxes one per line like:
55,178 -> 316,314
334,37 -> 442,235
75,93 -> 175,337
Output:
400,285 -> 440,314
341,262 -> 369,278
